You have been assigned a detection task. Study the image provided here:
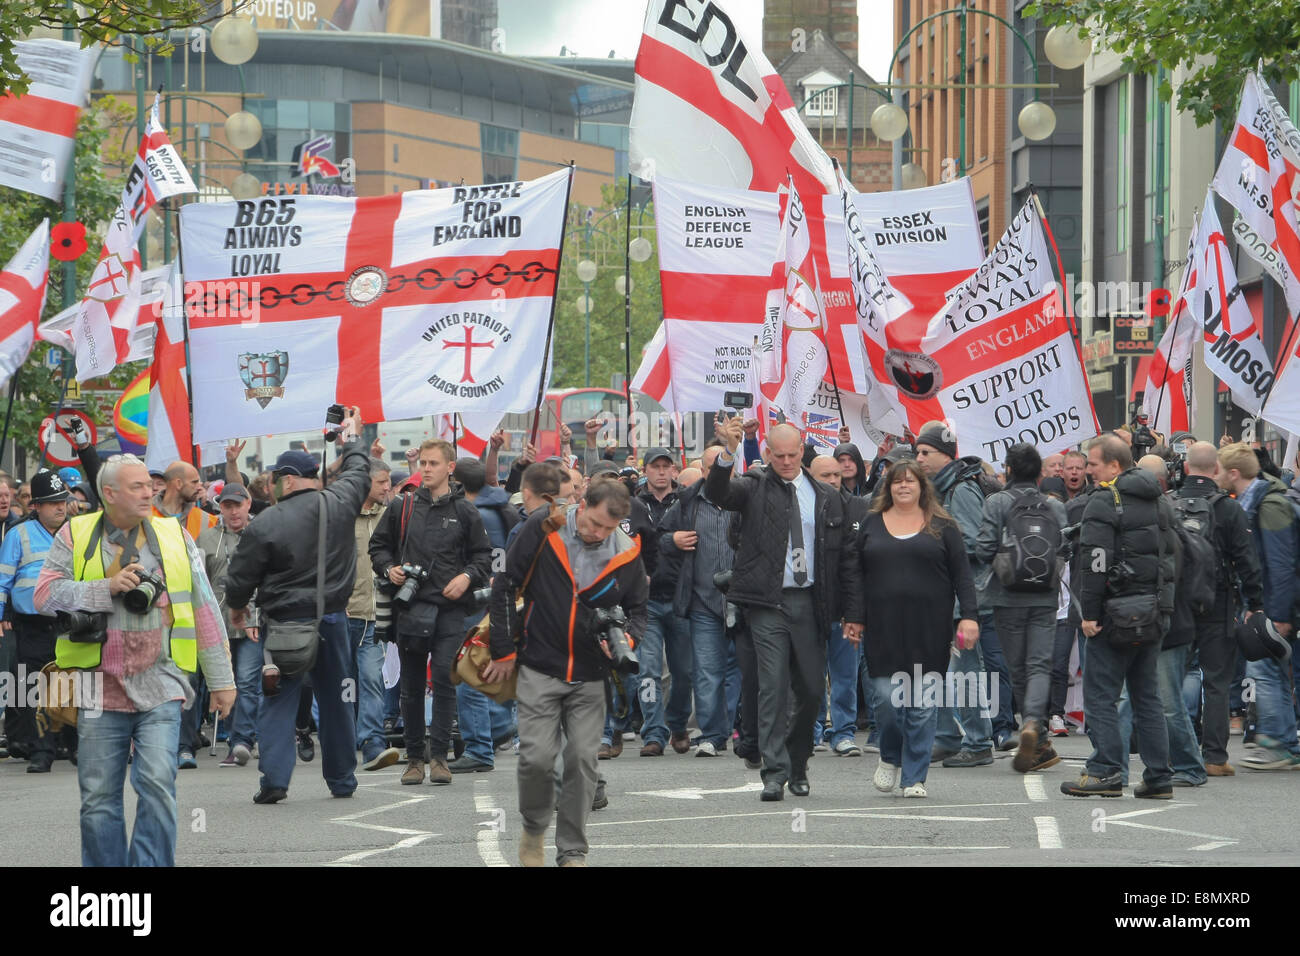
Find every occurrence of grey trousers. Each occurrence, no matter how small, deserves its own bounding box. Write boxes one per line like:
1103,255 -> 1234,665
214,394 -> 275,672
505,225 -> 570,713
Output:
993,605 -> 1057,726
516,664 -> 606,864
746,588 -> 825,786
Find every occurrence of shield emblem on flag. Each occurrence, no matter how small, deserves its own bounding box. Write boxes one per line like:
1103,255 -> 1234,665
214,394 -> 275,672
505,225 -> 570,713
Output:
885,349 -> 942,401
238,351 -> 289,408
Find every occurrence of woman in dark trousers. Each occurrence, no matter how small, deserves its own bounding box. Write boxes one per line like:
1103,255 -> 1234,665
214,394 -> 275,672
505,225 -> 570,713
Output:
846,460 -> 979,798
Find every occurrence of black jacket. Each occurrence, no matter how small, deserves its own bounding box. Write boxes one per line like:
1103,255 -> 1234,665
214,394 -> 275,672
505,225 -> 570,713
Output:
638,486 -> 678,600
1170,475 -> 1264,631
488,505 -> 649,683
832,443 -> 869,497
659,479 -> 734,619
704,455 -> 857,634
1076,468 -> 1178,626
225,439 -> 370,620
368,482 -> 493,610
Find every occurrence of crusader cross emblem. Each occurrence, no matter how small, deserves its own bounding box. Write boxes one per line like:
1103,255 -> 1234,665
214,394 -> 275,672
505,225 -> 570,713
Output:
87,254 -> 130,303
238,351 -> 289,408
442,327 -> 495,383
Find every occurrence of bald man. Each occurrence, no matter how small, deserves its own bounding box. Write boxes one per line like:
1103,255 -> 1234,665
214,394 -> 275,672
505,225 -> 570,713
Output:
1169,441 -> 1263,777
153,460 -> 219,541
676,467 -> 702,487
707,420 -> 863,799
1137,454 -> 1168,492
1042,453 -> 1064,480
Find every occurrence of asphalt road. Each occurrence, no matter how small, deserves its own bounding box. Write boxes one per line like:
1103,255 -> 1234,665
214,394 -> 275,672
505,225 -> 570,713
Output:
1,728 -> 1293,867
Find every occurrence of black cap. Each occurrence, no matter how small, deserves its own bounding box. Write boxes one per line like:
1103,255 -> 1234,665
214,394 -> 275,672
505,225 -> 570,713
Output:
589,461 -> 620,478
30,470 -> 72,503
643,447 -> 673,467
1235,615 -> 1292,663
217,482 -> 250,503
272,449 -> 320,478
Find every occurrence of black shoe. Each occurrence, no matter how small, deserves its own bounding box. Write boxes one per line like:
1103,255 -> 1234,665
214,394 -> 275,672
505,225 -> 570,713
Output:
930,746 -> 959,763
1029,745 -> 1061,772
296,731 -> 315,763
760,780 -> 784,801
591,779 -> 609,811
789,777 -> 810,797
253,787 -> 288,805
1060,772 -> 1123,797
27,757 -> 53,774
7,741 -> 30,760
1135,781 -> 1173,799
0,736 -> 8,758
995,731 -> 1020,752
447,755 -> 493,774
942,748 -> 993,768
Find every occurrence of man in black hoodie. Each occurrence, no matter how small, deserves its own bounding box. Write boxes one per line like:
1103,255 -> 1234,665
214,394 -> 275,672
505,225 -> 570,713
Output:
832,442 -> 869,498
1063,434 -> 1177,798
369,439 -> 493,787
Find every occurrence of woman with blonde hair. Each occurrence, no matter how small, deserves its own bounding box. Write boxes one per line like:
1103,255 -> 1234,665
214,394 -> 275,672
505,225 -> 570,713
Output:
844,459 -> 979,798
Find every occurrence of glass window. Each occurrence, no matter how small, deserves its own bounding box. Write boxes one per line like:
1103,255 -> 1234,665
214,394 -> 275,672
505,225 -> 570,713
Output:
805,86 -> 838,118
1116,77 -> 1128,255
1144,76 -> 1171,256
560,390 -> 621,424
309,100 -> 334,131
335,102 -> 351,133
278,99 -> 310,130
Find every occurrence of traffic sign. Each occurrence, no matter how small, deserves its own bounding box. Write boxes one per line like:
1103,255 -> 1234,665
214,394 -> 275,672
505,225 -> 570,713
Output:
38,410 -> 97,468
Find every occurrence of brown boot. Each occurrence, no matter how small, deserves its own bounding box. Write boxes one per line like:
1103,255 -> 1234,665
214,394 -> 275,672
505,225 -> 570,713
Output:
401,759 -> 425,785
429,757 -> 452,785
1206,762 -> 1235,777
1012,720 -> 1040,773
518,830 -> 544,867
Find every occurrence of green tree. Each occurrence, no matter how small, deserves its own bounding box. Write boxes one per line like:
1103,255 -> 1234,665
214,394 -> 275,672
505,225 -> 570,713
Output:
1028,0 -> 1300,125
0,97 -> 147,464
2,1 -> 236,97
551,180 -> 662,391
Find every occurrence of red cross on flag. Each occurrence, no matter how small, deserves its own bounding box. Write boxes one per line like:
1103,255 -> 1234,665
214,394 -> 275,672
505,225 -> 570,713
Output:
1211,72 -> 1300,321
758,179 -> 829,422
180,167 -> 571,444
0,219 -> 51,390
0,40 -> 95,201
1142,222 -> 1200,436
39,263 -> 168,362
71,94 -> 195,382
435,410 -> 501,459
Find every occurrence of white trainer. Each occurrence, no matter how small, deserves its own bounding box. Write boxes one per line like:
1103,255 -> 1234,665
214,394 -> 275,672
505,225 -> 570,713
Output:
903,783 -> 927,798
872,759 -> 901,793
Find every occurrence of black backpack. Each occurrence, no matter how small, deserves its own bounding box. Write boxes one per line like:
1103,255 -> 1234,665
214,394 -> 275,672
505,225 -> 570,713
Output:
993,487 -> 1063,592
1171,493 -> 1220,616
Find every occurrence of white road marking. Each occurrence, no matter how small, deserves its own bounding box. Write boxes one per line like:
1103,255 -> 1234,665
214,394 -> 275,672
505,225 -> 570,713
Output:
326,795 -> 436,866
589,843 -> 1012,851
626,782 -> 767,800
1190,842 -> 1235,851
587,803 -> 1031,829
1034,816 -> 1062,849
474,781 -> 509,867
1023,775 -> 1048,802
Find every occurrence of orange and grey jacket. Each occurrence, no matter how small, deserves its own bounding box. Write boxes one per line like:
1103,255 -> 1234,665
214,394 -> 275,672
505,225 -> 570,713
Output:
488,504 -> 648,683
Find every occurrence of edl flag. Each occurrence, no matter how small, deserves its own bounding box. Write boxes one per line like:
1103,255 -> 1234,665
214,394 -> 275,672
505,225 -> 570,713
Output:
0,219 -> 51,390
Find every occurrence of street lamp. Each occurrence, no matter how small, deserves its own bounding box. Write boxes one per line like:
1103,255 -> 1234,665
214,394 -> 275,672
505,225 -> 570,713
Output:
628,236 -> 653,263
1017,100 -> 1057,141
576,259 -> 597,388
210,17 -> 259,65
1043,24 -> 1092,71
870,102 -> 908,142
901,162 -> 927,190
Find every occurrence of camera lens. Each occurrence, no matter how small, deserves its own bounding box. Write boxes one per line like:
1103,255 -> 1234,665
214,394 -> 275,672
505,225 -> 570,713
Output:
123,581 -> 158,614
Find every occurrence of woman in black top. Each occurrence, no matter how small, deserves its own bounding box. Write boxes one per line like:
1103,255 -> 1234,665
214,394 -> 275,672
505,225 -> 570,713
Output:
845,460 -> 979,797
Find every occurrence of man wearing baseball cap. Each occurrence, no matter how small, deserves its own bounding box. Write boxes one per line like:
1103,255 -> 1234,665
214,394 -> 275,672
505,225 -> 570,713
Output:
0,471 -> 77,772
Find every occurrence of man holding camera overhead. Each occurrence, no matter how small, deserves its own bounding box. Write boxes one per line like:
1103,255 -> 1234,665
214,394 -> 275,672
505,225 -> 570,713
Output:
368,438 -> 492,787
224,406 -> 372,805
34,454 -> 235,866
482,477 -> 648,867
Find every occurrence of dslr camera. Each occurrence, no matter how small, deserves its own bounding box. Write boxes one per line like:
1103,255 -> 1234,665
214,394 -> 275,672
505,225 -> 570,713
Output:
471,586 -> 493,608
323,403 -> 346,441
1130,415 -> 1157,456
394,563 -> 427,605
592,605 -> 638,674
59,609 -> 108,644
123,569 -> 167,615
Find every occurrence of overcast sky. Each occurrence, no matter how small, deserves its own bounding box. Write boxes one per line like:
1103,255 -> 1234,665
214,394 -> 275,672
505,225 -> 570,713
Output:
497,0 -> 895,80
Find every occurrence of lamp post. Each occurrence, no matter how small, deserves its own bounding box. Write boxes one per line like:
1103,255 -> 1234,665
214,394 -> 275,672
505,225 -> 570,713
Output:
576,258 -> 597,387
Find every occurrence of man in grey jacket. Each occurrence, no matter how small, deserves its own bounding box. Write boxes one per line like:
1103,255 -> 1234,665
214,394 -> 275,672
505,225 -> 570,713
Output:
974,443 -> 1067,774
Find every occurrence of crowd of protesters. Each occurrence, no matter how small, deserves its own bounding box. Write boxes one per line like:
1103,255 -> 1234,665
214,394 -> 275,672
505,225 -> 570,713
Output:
2,408 -> 1298,866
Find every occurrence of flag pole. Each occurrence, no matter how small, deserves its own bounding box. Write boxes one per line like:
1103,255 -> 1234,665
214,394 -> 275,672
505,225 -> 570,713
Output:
623,171 -> 634,430
452,413 -> 459,458
529,162 -> 576,449
0,369 -> 19,470
171,198 -> 200,469
1150,209 -> 1200,433
1031,187 -> 1100,436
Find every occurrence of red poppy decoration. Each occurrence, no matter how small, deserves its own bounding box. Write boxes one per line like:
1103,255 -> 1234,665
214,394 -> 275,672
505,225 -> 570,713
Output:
51,221 -> 88,262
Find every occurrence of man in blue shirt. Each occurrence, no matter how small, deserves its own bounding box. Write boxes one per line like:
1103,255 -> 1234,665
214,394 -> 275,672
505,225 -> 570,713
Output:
0,470 -> 73,772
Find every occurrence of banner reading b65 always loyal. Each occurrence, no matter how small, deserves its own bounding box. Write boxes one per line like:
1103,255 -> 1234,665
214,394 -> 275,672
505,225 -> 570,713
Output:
179,168 -> 570,444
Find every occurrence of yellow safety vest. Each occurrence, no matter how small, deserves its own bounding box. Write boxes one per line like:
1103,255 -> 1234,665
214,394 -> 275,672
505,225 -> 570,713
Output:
55,513 -> 197,672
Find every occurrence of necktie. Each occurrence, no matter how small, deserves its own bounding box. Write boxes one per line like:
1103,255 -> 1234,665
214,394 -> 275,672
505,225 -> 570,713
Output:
787,481 -> 807,587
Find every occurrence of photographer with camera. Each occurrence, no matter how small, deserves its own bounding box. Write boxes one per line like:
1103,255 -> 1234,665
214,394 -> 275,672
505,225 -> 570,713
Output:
34,454 -> 234,866
223,406 -> 371,805
368,439 -> 492,787
483,478 -> 647,867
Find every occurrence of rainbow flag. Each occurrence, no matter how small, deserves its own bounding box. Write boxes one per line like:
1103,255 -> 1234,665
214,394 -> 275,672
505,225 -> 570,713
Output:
113,367 -> 149,454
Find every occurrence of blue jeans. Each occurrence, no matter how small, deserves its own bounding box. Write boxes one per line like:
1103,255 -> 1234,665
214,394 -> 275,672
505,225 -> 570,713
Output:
636,599 -> 693,746
457,682 -> 517,765
348,618 -> 387,760
1158,645 -> 1207,784
871,675 -> 937,787
228,635 -> 263,751
690,606 -> 739,748
815,622 -> 861,746
933,645 -> 994,753
77,700 -> 182,867
1082,635 -> 1171,786
602,668 -> 641,745
977,613 -> 1017,736
1247,649 -> 1300,755
259,612 -> 358,795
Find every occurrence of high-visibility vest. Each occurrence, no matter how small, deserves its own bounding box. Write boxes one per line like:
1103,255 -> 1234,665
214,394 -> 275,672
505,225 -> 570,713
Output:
55,513 -> 197,672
